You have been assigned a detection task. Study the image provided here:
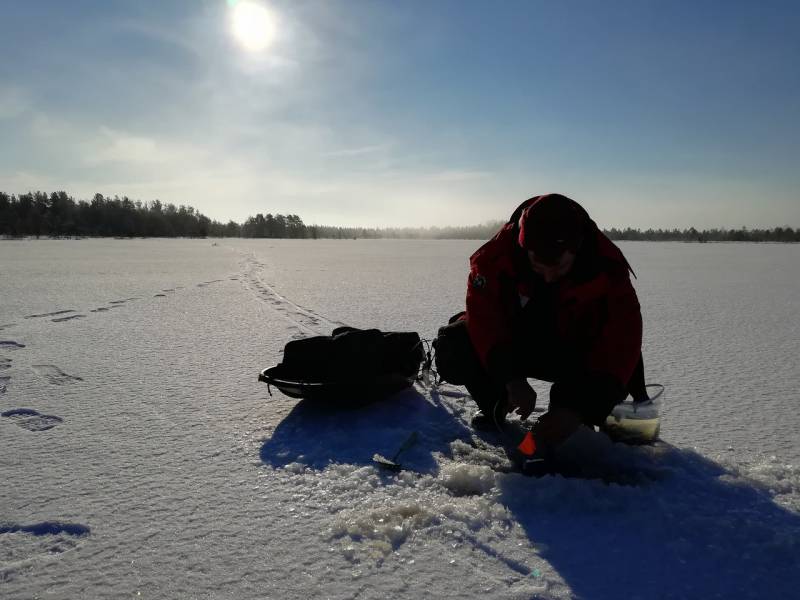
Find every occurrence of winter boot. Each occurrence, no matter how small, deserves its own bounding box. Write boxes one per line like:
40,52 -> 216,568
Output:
470,401 -> 509,432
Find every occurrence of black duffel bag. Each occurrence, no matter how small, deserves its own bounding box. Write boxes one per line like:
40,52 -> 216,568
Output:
432,311 -> 474,386
258,326 -> 425,406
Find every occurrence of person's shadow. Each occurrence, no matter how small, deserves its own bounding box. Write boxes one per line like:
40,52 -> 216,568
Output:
260,388 -> 799,598
497,442 -> 800,598
259,385 -> 473,475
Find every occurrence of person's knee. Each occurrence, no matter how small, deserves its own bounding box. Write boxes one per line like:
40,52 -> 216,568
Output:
549,373 -> 626,426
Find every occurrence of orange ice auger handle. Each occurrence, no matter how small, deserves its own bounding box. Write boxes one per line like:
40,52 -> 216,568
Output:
517,431 -> 537,456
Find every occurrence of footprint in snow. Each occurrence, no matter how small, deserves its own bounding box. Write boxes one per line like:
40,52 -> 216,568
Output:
31,365 -> 83,386
24,309 -> 76,319
0,376 -> 9,394
51,314 -> 85,323
108,297 -> 140,305
1,408 -> 63,431
0,522 -> 90,581
0,341 -> 25,350
0,522 -> 89,536
196,279 -> 224,287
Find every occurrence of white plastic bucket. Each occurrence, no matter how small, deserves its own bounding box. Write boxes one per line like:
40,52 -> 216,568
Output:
603,384 -> 665,444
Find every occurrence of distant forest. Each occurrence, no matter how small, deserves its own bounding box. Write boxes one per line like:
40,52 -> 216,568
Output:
1,191 -> 798,242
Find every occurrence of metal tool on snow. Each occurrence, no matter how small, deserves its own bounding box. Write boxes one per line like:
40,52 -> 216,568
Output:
372,431 -> 419,472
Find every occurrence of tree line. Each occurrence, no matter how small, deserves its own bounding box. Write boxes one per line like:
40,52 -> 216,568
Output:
0,191 -> 236,238
1,191 -> 797,242
604,226 -> 800,243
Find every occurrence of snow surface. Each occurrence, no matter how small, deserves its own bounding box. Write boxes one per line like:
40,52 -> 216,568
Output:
1,238 -> 798,599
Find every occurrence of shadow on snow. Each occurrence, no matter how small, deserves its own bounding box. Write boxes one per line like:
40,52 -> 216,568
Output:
259,385 -> 799,598
498,443 -> 800,599
259,385 -> 473,476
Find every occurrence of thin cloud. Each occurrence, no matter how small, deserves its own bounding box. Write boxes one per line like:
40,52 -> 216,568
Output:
0,86 -> 29,120
426,169 -> 493,182
29,113 -> 75,140
114,19 -> 206,60
323,144 -> 391,158
84,128 -> 163,165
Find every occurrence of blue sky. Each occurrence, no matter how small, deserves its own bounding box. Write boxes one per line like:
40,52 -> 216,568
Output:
1,0 -> 798,228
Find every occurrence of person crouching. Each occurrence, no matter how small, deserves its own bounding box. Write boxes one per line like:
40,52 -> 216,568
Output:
434,193 -> 647,460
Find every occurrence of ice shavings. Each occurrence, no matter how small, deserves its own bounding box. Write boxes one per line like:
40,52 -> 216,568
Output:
505,579 -> 552,600
283,462 -> 308,474
329,500 -> 437,560
440,463 -> 497,496
449,438 -> 511,471
322,459 -> 514,566
719,455 -> 800,512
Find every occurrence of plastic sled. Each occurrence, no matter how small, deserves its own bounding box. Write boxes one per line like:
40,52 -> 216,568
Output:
258,365 -> 417,407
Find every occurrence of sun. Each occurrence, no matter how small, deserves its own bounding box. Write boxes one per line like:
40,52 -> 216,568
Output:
230,1 -> 277,52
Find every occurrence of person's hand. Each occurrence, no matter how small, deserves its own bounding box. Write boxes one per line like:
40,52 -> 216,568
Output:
532,407 -> 582,447
505,378 -> 537,420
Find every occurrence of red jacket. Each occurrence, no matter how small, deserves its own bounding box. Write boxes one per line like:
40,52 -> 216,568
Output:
465,197 -> 642,388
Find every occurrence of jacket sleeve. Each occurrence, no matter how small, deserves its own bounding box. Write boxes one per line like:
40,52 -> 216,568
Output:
586,265 -> 643,386
464,228 -> 520,383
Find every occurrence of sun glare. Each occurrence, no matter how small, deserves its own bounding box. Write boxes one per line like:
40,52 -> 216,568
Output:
230,1 -> 277,52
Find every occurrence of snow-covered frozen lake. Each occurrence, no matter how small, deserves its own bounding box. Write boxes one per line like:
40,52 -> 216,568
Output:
1,238 -> 798,599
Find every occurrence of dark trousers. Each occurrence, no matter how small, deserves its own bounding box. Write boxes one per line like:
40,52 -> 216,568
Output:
434,316 -> 646,426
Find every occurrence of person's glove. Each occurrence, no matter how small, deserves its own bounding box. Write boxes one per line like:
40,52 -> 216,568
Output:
532,406 -> 582,447
505,378 -> 537,420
